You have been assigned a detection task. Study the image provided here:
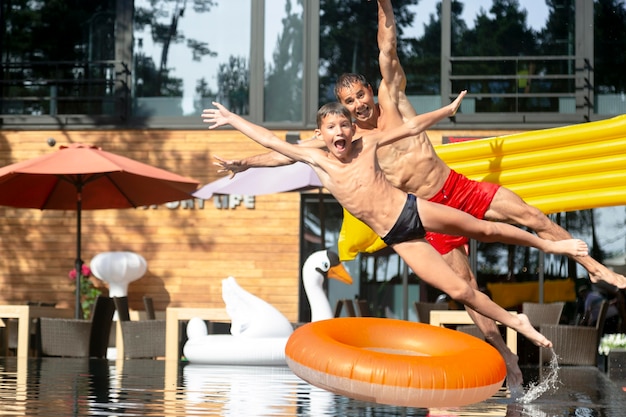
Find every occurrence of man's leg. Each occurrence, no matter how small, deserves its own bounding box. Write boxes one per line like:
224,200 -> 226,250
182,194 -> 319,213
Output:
443,247 -> 523,390
485,187 -> 626,288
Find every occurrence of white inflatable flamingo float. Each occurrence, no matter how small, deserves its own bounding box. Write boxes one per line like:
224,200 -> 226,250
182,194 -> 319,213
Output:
183,249 -> 352,365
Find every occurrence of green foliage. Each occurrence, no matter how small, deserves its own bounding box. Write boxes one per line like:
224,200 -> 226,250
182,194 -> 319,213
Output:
79,274 -> 102,320
217,56 -> 250,115
594,0 -> 626,93
264,0 -> 305,122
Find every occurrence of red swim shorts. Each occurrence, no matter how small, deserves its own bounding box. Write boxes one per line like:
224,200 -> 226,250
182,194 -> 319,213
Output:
425,170 -> 500,255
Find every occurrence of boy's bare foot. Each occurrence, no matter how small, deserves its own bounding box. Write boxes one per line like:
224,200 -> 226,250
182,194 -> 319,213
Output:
515,314 -> 552,348
545,238 -> 588,257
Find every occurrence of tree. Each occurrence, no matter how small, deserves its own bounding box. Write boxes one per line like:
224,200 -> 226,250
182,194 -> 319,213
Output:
134,0 -> 217,96
318,0 -> 418,104
404,0 -> 467,94
217,56 -> 249,116
594,0 -> 626,93
264,0 -> 304,122
453,0 -> 538,112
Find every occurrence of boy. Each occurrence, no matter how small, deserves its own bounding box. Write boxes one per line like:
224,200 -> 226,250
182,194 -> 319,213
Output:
202,93 -> 589,348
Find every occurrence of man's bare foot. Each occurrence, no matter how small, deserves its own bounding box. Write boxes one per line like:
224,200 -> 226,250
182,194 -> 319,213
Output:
545,239 -> 588,257
501,350 -> 523,391
586,263 -> 626,289
515,314 -> 552,348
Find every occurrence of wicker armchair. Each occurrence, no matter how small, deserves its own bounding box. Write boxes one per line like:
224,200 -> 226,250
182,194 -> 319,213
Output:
522,302 -> 565,326
113,296 -> 165,359
539,300 -> 609,366
355,299 -> 372,317
333,299 -> 357,317
40,296 -> 115,358
456,324 -> 484,340
414,301 -> 449,324
143,296 -> 156,320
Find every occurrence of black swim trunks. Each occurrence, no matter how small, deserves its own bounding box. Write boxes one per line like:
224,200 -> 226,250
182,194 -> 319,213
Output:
382,194 -> 426,246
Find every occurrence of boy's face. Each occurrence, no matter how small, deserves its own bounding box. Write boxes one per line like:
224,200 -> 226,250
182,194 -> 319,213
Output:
336,82 -> 376,124
315,113 -> 355,160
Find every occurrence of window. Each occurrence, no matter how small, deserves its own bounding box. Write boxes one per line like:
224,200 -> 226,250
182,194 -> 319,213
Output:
133,0 -> 251,118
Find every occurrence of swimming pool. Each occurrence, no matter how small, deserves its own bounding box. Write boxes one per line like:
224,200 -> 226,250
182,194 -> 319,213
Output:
1,358 -> 624,416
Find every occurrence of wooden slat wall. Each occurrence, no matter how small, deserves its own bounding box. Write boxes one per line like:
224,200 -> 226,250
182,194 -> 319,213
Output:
0,129 -> 315,321
0,126 -> 515,321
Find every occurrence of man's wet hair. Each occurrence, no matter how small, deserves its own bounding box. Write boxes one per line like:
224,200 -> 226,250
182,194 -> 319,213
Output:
316,102 -> 352,128
334,73 -> 370,100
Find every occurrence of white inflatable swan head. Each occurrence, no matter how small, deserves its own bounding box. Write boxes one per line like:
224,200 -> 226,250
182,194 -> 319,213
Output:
302,249 -> 353,322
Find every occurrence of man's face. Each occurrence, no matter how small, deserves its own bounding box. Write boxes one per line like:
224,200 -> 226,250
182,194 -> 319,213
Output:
336,82 -> 376,124
316,113 -> 354,159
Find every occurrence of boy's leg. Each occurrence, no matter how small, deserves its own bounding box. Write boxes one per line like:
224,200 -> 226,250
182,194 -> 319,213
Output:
392,239 -> 552,348
443,248 -> 523,388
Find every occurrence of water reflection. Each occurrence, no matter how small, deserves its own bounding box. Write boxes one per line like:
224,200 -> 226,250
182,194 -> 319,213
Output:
0,358 -> 625,416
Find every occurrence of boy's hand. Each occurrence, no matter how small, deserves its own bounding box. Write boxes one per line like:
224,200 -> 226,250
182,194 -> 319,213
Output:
213,155 -> 248,178
202,102 -> 230,129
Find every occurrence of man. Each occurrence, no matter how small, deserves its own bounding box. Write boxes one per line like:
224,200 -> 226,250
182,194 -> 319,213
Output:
203,96 -> 592,352
212,0 -> 626,388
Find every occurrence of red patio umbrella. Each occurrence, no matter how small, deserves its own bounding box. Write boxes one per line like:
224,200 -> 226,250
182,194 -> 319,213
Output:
0,143 -> 200,318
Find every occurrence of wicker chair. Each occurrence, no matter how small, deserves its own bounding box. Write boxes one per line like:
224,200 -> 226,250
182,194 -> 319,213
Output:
539,300 -> 609,366
355,299 -> 372,317
522,302 -> 565,326
40,296 -> 115,358
113,296 -> 165,359
333,299 -> 357,317
143,296 -> 156,320
414,301 -> 449,324
456,324 -> 484,340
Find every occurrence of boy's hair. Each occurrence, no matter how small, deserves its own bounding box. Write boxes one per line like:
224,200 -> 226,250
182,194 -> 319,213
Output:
316,102 -> 352,128
334,73 -> 370,100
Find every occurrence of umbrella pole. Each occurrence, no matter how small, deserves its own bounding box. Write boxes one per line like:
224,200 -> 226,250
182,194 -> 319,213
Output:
75,189 -> 83,319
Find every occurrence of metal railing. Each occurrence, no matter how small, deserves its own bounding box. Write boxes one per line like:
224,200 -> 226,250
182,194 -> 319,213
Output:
445,55 -> 594,123
0,60 -> 130,121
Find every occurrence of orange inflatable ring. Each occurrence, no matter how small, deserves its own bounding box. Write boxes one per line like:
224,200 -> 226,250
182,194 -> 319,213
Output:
285,317 -> 506,408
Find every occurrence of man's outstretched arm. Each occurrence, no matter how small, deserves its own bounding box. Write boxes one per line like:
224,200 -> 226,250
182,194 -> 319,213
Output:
377,0 -> 417,119
212,136 -> 323,178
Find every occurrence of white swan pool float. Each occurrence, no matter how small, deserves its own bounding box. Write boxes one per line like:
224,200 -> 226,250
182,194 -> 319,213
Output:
183,250 -> 352,365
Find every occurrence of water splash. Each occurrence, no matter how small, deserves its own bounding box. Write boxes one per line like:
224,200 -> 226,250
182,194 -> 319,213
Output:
517,348 -> 561,404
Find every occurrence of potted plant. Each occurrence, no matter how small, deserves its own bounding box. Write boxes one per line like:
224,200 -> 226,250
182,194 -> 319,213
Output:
599,333 -> 626,378
68,264 -> 102,319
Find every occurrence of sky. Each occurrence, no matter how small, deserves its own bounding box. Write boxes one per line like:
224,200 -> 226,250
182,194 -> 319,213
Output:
407,0 -> 550,37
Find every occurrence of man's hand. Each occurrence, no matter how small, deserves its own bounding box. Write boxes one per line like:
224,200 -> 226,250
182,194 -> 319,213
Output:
213,155 -> 248,178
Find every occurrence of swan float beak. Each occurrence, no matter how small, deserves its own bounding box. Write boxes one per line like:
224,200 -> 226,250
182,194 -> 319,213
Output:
328,263 -> 352,285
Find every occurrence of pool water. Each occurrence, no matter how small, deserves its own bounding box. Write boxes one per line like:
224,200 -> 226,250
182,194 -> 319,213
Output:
1,358 -> 625,416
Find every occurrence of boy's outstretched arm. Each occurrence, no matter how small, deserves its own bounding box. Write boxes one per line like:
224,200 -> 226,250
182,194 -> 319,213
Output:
202,103 -> 314,165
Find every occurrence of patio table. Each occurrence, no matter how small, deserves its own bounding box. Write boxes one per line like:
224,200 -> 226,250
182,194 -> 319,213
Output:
0,305 -> 74,357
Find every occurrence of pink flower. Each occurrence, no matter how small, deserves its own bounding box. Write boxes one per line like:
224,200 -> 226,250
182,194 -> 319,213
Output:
81,264 -> 91,277
68,264 -> 91,281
